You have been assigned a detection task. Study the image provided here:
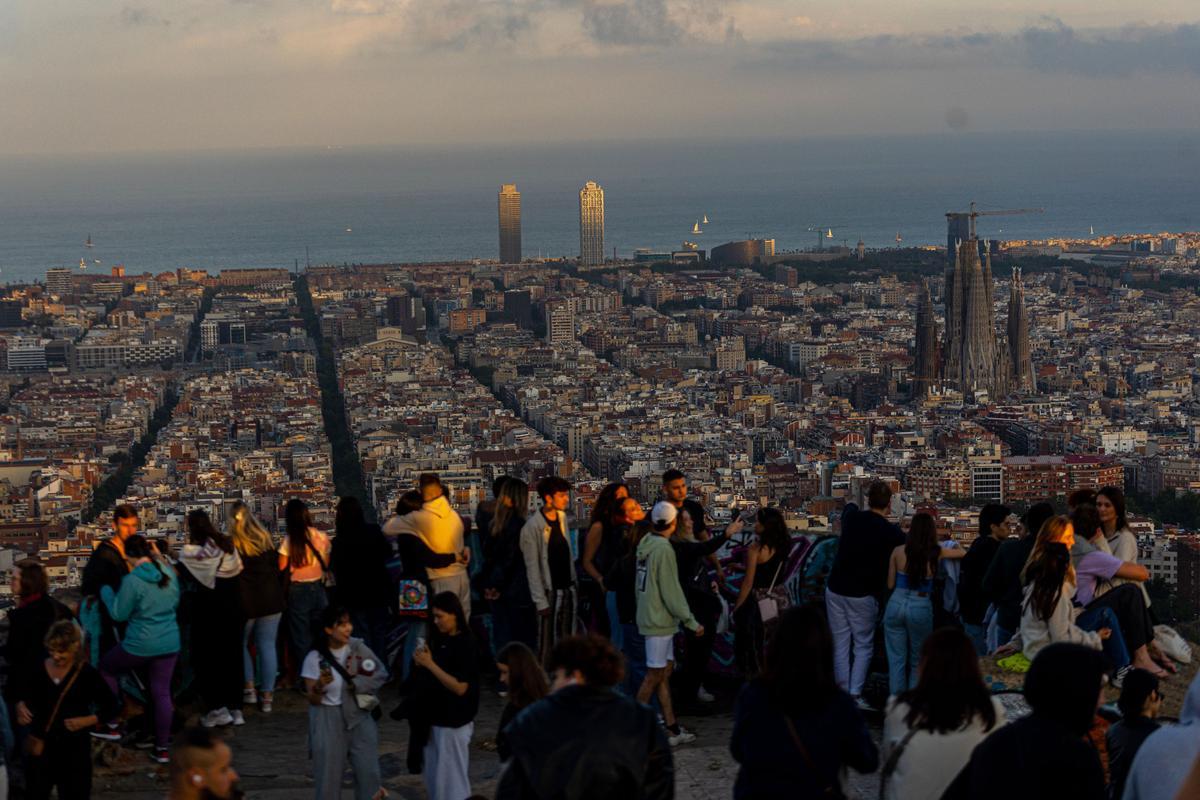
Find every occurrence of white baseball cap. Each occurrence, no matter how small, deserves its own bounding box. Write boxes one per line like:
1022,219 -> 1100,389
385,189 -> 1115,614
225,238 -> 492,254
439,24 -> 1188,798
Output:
651,501 -> 678,529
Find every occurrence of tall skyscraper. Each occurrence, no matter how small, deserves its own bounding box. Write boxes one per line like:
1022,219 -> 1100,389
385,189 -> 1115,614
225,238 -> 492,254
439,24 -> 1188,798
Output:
913,280 -> 938,398
46,267 -> 72,297
545,299 -> 575,347
578,180 -> 605,266
1008,267 -> 1035,392
942,237 -> 1008,397
498,183 -> 522,264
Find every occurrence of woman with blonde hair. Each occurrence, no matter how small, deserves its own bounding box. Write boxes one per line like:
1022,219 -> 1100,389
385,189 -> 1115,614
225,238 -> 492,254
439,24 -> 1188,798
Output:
229,500 -> 286,712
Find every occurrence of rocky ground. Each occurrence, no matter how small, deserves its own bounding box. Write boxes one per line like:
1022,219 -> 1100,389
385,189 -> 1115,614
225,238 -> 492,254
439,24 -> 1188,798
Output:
92,649 -> 1198,799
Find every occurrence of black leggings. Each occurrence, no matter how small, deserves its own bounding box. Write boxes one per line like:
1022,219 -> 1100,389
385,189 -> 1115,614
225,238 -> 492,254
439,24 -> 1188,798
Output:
26,734 -> 92,800
1085,583 -> 1153,652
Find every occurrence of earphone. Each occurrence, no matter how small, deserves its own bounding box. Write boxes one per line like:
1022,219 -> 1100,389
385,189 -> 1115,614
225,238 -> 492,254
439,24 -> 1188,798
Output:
192,774 -> 203,786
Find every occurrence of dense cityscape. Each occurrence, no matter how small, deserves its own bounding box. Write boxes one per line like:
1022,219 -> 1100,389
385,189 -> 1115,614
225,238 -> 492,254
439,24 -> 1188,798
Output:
2,184 -> 1200,627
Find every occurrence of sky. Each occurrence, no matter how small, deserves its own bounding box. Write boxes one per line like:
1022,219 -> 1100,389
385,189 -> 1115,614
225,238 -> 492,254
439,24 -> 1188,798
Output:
3,1 -> 1200,155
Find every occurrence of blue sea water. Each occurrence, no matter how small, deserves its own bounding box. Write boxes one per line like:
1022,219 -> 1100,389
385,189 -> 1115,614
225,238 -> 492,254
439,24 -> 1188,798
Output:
1,130 -> 1198,284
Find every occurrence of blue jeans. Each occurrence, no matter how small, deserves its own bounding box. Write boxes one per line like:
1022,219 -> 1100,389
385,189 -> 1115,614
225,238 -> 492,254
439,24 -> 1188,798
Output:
883,588 -> 933,695
1076,605 -> 1131,668
244,612 -> 282,695
621,623 -> 648,699
287,581 -> 328,665
964,623 -> 988,656
401,619 -> 426,682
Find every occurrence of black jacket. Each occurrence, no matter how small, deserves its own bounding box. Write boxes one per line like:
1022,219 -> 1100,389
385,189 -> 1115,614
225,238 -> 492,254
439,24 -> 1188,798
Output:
331,523 -> 393,610
670,534 -> 727,597
982,536 -> 1036,632
959,535 -> 1003,626
80,539 -> 130,653
237,550 -> 286,620
496,685 -> 672,800
731,681 -> 877,800
941,713 -> 1105,800
482,515 -> 533,606
3,595 -> 73,703
1105,716 -> 1160,800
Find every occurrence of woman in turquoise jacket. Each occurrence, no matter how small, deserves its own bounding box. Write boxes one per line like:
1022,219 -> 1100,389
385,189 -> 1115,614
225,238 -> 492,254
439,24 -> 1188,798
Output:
96,535 -> 181,764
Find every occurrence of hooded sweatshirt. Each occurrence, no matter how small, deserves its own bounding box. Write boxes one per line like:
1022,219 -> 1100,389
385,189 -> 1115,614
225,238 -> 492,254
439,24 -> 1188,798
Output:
636,533 -> 699,637
178,540 -> 243,589
1121,671 -> 1200,800
100,559 -> 181,657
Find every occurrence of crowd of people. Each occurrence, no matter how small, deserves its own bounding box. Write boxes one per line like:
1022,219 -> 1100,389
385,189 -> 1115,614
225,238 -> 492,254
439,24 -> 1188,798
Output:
0,470 -> 1196,800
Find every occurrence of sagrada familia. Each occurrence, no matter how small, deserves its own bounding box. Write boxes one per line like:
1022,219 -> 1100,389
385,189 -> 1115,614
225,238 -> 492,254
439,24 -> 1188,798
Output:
913,236 -> 1035,399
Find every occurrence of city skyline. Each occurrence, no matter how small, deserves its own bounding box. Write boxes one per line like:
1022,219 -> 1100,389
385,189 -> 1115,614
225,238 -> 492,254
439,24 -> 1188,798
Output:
4,4 -> 1200,155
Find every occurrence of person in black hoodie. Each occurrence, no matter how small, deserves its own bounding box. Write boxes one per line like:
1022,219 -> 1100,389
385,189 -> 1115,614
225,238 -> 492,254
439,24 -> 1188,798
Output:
80,504 -> 138,662
497,634 -> 673,800
330,496 -> 394,667
482,478 -> 536,653
228,500 -> 286,713
607,518 -> 653,697
4,560 -> 73,711
942,642 -> 1107,800
958,503 -> 1011,654
982,502 -> 1055,650
731,604 -> 877,800
1106,668 -> 1162,800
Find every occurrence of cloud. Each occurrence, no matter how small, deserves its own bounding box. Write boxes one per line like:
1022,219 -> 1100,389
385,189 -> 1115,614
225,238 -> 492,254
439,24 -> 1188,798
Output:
405,0 -> 535,50
749,19 -> 1200,78
580,0 -> 735,47
119,5 -> 171,27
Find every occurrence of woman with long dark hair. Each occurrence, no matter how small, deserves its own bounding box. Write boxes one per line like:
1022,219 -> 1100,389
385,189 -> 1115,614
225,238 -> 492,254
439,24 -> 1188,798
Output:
606,517 -> 654,696
883,513 -> 964,694
4,560 -> 73,714
1017,539 -> 1130,675
96,535 -> 180,764
579,482 -> 629,638
483,478 -> 535,653
880,627 -> 1004,800
494,641 -> 548,762
1096,485 -> 1153,609
412,591 -> 480,800
179,509 -> 245,728
731,605 -> 878,799
731,508 -> 786,676
229,500 -> 285,714
279,498 -> 331,674
330,496 -> 393,666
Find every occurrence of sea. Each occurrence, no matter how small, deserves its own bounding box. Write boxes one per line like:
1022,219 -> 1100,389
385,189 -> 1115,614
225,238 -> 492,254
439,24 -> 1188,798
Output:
1,130 -> 1199,284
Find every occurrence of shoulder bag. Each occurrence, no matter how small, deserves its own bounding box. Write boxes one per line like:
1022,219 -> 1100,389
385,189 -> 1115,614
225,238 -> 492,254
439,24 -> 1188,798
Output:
879,727 -> 919,798
754,559 -> 791,627
320,647 -> 382,719
25,662 -> 83,757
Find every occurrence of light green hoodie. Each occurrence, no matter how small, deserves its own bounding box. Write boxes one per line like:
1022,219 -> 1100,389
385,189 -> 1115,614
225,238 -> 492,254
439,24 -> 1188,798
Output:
635,533 -> 699,637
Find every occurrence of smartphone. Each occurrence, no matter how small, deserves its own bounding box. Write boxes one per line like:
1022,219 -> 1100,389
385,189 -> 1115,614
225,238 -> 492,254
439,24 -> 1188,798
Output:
319,659 -> 332,681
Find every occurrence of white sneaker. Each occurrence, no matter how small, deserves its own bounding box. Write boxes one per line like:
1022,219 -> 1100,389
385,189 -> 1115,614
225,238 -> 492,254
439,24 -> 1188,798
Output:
201,708 -> 233,728
854,696 -> 874,713
230,710 -> 245,726
243,687 -> 258,705
668,727 -> 697,747
696,687 -> 716,703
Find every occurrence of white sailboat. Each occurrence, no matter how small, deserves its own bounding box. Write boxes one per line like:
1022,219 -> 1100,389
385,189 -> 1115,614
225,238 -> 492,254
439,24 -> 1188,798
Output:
79,258 -> 87,270
895,232 -> 903,244
692,221 -> 702,235
1090,225 -> 1095,236
702,214 -> 709,224
85,234 -> 94,248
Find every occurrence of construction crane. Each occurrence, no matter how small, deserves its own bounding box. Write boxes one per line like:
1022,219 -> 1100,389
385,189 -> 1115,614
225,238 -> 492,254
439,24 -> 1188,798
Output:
806,224 -> 844,253
947,201 -> 1044,240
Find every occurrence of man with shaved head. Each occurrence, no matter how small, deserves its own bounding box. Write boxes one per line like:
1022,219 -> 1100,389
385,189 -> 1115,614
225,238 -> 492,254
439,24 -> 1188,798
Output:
168,727 -> 241,800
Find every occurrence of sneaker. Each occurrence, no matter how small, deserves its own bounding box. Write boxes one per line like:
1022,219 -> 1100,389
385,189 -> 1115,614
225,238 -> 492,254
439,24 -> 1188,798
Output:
152,748 -> 170,765
230,710 -> 245,726
260,698 -> 273,714
132,730 -> 156,750
696,687 -> 716,703
1112,666 -> 1133,690
668,727 -> 697,747
854,696 -> 874,713
201,708 -> 233,728
90,722 -> 123,741
243,687 -> 258,705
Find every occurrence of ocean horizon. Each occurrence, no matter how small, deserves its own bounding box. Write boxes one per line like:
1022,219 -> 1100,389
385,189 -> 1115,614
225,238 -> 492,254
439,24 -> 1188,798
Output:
1,129 -> 1198,284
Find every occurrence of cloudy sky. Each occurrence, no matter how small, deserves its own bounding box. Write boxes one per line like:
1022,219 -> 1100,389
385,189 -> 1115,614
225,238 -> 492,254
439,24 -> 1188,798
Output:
3,1 -> 1199,154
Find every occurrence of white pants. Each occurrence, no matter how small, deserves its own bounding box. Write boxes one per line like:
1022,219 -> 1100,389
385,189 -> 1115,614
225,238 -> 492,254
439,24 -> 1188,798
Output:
825,588 -> 877,697
424,722 -> 473,800
432,572 -> 471,618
